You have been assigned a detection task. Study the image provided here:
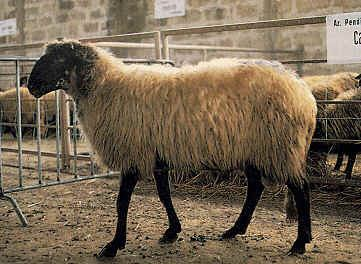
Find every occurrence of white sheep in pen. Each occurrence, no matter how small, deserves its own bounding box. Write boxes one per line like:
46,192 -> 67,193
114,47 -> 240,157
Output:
28,40 -> 317,258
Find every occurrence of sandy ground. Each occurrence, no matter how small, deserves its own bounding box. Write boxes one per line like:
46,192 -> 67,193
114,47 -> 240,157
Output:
1,137 -> 361,264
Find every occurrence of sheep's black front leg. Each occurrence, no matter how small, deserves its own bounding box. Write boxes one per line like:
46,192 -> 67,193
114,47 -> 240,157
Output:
222,165 -> 264,239
287,179 -> 312,255
345,152 -> 356,179
154,159 -> 181,244
97,168 -> 139,259
333,151 -> 344,171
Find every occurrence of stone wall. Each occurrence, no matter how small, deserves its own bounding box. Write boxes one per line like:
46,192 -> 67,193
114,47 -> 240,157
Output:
1,0 -> 361,89
0,0 -> 110,89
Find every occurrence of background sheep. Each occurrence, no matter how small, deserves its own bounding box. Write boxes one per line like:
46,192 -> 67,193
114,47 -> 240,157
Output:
322,88 -> 361,179
303,72 -> 359,116
286,74 -> 360,221
303,72 -> 360,177
27,40 -> 316,257
303,72 -> 359,98
0,87 -> 46,138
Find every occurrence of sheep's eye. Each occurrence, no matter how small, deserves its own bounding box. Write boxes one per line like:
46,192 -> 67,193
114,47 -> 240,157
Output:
56,78 -> 65,88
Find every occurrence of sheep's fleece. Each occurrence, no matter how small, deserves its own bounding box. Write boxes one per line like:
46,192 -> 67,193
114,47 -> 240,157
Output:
36,42 -> 318,185
59,45 -> 315,186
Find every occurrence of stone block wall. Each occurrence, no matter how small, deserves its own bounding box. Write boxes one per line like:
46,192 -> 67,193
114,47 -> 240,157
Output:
0,0 -> 361,89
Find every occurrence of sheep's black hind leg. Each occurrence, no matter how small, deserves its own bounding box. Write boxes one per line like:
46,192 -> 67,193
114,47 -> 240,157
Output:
345,152 -> 356,179
222,165 -> 264,239
97,168 -> 139,259
154,159 -> 181,244
287,179 -> 312,255
333,151 -> 344,171
285,188 -> 298,221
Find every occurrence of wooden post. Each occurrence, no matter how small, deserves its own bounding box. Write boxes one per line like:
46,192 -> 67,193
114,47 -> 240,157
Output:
59,90 -> 71,170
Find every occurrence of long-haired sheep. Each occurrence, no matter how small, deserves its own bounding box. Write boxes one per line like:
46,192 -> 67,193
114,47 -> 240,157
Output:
0,87 -> 46,138
303,72 -> 360,176
27,40 -> 317,257
303,72 -> 359,116
285,74 -> 361,221
322,88 -> 361,179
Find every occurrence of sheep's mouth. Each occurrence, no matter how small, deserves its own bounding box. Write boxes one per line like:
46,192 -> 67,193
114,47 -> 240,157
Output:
27,83 -> 55,98
28,89 -> 46,98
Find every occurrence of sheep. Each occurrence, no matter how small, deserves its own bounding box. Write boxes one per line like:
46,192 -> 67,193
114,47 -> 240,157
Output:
27,40 -> 317,257
303,72 -> 360,176
303,72 -> 359,116
0,87 -> 46,138
286,75 -> 361,221
321,88 -> 361,179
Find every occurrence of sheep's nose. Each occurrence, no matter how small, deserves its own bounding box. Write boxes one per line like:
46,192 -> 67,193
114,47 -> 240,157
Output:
27,86 -> 42,98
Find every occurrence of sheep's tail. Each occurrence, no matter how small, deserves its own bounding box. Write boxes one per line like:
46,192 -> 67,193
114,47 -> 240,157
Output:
284,187 -> 298,221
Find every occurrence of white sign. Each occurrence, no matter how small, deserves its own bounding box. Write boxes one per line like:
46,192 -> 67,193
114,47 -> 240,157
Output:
155,0 -> 185,19
327,12 -> 361,64
0,18 -> 16,37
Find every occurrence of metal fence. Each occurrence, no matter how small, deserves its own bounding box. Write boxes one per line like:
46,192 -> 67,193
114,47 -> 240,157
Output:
1,15 -> 361,226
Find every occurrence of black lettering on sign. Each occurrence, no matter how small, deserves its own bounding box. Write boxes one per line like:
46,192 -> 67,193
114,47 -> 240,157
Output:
354,31 -> 361,45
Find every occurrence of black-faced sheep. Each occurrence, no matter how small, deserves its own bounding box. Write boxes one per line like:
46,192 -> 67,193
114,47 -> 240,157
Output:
27,40 -> 317,257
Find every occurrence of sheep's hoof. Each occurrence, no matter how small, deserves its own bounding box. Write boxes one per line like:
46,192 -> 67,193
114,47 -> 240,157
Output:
221,227 -> 244,239
287,240 -> 306,255
96,242 -> 118,259
285,208 -> 298,223
159,229 -> 178,244
286,216 -> 297,223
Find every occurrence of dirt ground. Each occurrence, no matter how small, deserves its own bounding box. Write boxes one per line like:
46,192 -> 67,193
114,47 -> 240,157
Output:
1,137 -> 361,264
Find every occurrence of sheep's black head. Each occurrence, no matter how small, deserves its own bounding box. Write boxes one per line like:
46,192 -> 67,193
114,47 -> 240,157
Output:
28,40 -> 96,98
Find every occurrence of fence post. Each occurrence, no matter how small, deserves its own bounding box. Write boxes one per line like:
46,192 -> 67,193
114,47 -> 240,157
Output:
202,49 -> 207,61
15,60 -> 23,187
161,34 -> 170,60
154,31 -> 162,59
296,44 -> 305,76
59,90 -> 71,170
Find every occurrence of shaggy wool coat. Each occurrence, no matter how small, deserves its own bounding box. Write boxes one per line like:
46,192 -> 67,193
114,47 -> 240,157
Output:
67,46 -> 317,185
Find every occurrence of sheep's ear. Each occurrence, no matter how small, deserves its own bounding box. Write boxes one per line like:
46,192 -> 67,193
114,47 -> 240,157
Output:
45,41 -> 66,55
45,40 -> 78,55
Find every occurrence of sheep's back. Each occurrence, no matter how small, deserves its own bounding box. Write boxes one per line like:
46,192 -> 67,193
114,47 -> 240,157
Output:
303,72 -> 358,100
